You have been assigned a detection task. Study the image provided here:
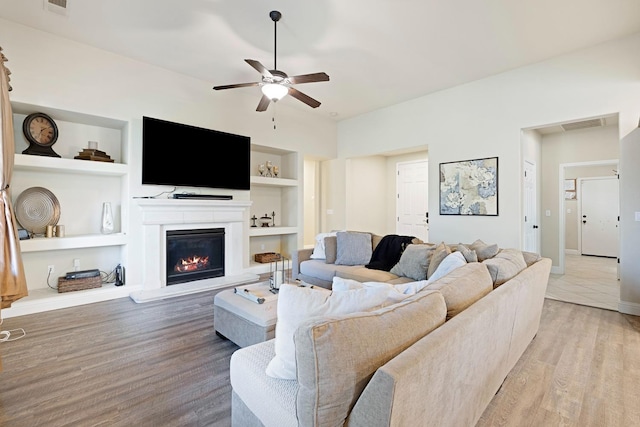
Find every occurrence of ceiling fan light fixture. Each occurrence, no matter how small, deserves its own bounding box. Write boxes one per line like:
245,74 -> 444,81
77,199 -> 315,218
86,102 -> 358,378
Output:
261,83 -> 288,101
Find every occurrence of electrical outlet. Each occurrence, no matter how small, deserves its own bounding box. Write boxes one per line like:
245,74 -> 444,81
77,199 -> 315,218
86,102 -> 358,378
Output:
47,265 -> 54,275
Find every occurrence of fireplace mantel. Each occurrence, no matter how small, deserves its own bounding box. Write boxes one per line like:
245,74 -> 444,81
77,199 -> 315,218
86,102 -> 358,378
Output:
130,199 -> 258,303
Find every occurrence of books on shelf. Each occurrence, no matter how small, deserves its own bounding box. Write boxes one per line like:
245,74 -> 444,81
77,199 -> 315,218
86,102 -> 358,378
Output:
234,282 -> 278,304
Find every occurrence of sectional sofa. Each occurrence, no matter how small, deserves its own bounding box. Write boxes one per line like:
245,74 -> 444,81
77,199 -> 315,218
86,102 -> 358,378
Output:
229,232 -> 552,426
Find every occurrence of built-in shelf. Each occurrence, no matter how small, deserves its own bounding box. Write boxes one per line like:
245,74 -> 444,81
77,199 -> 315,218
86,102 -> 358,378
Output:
250,176 -> 298,187
19,233 -> 128,252
13,153 -> 128,176
249,226 -> 298,237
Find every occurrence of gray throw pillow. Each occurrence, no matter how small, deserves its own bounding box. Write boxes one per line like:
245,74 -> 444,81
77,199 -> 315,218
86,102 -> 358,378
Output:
324,236 -> 338,264
390,244 -> 433,281
457,244 -> 478,263
469,239 -> 500,261
426,242 -> 451,279
335,231 -> 373,266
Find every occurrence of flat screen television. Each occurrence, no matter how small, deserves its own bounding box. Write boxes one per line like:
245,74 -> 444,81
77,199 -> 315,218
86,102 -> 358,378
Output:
142,116 -> 250,190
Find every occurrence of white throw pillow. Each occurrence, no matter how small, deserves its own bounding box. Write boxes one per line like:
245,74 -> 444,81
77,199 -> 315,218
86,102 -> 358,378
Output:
427,251 -> 467,282
265,283 -> 407,380
310,232 -> 337,259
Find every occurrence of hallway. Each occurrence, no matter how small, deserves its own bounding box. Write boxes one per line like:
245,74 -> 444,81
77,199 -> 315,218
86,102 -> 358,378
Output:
546,254 -> 619,311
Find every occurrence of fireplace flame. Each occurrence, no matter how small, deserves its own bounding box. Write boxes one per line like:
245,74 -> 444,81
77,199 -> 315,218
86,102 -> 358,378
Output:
175,255 -> 210,273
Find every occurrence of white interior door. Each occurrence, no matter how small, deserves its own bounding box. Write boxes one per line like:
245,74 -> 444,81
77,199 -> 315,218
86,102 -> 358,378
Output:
523,160 -> 539,253
396,160 -> 429,242
580,177 -> 618,257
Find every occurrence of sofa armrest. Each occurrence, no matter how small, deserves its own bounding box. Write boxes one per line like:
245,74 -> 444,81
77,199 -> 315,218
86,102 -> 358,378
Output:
293,248 -> 314,280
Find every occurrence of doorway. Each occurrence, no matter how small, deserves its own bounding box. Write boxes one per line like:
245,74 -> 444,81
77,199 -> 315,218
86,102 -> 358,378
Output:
396,160 -> 429,242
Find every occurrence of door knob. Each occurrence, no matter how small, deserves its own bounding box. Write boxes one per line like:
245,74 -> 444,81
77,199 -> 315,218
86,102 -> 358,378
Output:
533,225 -> 539,229
583,220 -> 587,224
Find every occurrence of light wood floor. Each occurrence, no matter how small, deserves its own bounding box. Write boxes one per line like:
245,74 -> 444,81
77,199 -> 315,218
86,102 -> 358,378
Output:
0,291 -> 638,426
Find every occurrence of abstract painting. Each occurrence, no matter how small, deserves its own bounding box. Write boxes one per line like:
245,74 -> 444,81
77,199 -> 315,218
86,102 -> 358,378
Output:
439,157 -> 498,215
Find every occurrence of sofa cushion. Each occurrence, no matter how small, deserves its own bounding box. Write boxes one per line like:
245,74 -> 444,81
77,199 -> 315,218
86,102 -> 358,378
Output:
426,242 -> 451,279
336,266 -> 401,283
425,262 -> 493,319
389,244 -> 434,281
324,236 -> 338,263
294,289 -> 447,427
469,239 -> 500,261
310,232 -> 337,260
335,231 -> 373,265
265,283 -> 407,380
483,248 -> 528,287
299,259 -> 339,283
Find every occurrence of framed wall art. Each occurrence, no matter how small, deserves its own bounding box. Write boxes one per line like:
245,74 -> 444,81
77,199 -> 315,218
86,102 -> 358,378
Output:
439,157 -> 498,216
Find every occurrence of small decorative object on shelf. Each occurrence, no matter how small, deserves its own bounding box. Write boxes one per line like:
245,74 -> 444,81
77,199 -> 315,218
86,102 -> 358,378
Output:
271,211 -> 276,227
250,215 -> 258,227
101,202 -> 114,234
272,165 -> 279,177
74,141 -> 115,162
258,163 -> 266,176
22,112 -> 61,158
259,213 -> 272,227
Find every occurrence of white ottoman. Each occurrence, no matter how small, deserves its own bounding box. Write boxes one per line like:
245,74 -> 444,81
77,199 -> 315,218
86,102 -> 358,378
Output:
214,283 -> 278,347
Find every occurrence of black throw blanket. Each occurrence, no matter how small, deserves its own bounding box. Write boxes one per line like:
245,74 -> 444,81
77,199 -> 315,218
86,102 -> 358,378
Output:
365,234 -> 416,271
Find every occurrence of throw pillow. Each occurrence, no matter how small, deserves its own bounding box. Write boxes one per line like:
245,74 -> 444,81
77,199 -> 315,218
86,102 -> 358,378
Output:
426,242 -> 451,279
335,231 -> 373,266
294,290 -> 447,427
456,244 -> 478,263
324,235 -> 338,263
310,232 -> 337,259
265,283 -> 406,380
427,251 -> 467,282
469,239 -> 500,261
483,248 -> 528,287
389,244 -> 433,281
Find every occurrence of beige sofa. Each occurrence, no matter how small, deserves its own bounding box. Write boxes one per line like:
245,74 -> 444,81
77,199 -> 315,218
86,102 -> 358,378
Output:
229,251 -> 552,426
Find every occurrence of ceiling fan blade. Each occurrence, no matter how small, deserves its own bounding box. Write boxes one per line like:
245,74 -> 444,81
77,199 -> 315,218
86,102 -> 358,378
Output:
256,95 -> 271,112
288,87 -> 321,108
245,59 -> 273,77
288,72 -> 330,85
213,82 -> 259,90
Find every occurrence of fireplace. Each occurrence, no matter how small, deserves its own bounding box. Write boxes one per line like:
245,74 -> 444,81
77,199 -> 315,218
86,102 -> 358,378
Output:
166,228 -> 225,285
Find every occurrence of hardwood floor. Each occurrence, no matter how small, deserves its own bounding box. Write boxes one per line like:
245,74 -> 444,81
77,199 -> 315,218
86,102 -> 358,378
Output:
1,291 -> 638,426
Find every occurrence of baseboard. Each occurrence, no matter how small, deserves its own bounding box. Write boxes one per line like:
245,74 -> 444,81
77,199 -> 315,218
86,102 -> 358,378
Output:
618,300 -> 640,316
550,266 -> 562,275
564,249 -> 579,255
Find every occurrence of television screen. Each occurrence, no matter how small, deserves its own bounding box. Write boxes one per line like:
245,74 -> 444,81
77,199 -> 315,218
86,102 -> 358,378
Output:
142,116 -> 250,190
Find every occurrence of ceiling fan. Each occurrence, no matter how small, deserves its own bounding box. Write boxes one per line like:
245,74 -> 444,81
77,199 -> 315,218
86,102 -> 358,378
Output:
213,10 -> 330,112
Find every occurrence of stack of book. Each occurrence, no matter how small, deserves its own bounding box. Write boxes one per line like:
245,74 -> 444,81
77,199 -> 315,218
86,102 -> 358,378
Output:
74,148 -> 114,162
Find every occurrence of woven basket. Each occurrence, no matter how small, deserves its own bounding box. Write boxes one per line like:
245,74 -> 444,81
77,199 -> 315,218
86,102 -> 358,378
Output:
254,252 -> 282,263
57,275 -> 102,293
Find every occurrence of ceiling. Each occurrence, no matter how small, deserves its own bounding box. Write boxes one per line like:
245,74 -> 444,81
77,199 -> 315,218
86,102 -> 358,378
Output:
1,0 -> 639,121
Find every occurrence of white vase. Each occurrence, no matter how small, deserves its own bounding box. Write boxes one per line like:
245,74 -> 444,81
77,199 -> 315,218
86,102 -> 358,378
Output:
101,202 -> 114,234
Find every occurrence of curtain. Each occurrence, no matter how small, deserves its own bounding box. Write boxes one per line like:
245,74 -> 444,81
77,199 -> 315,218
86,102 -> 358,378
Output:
0,46 -> 28,315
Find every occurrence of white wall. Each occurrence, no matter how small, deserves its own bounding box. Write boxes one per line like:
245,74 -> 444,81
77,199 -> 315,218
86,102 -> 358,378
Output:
335,32 -> 640,249
0,19 -> 337,288
620,127 -> 640,314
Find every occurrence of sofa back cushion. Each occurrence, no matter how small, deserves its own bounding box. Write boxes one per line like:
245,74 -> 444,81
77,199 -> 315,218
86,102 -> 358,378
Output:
294,289 -> 446,427
425,262 -> 493,319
